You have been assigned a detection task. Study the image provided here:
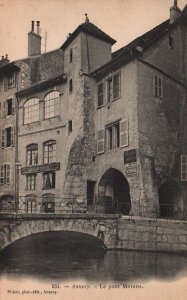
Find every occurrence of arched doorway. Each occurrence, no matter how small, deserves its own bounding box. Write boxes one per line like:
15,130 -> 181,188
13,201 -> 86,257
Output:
158,180 -> 180,218
98,168 -> 131,214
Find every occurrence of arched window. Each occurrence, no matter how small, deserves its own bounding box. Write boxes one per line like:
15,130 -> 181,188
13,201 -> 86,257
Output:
44,91 -> 59,119
25,194 -> 37,213
42,193 -> 55,213
43,140 -> 56,164
26,144 -> 38,166
24,98 -> 39,124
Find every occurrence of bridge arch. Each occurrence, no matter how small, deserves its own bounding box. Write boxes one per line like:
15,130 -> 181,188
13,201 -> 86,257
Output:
97,168 -> 131,214
0,217 -> 116,252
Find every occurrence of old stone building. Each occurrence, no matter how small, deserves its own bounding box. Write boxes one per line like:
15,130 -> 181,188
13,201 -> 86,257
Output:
1,1 -> 187,218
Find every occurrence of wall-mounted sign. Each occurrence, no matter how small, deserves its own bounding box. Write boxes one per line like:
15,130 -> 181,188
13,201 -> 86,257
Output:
21,162 -> 60,175
126,163 -> 137,176
124,149 -> 137,164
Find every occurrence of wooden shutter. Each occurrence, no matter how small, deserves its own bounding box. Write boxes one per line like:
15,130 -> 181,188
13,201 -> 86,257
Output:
5,164 -> 10,184
153,75 -> 158,97
97,129 -> 105,154
159,77 -> 163,98
12,98 -> 15,114
0,165 -> 4,184
11,126 -> 15,146
98,82 -> 104,107
120,119 -> 128,147
2,101 -> 6,117
113,73 -> 120,100
181,155 -> 187,181
1,129 -> 5,148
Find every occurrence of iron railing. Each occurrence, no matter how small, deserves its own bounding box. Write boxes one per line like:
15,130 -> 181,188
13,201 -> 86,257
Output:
0,195 -> 187,220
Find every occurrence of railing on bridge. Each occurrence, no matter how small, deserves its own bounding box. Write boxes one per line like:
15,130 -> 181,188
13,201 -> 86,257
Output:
0,195 -> 187,220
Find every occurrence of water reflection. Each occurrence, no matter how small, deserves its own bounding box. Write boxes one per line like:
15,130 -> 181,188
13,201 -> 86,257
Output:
0,231 -> 187,282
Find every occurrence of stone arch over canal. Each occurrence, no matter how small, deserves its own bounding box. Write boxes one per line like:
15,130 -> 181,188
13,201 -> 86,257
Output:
0,215 -> 119,252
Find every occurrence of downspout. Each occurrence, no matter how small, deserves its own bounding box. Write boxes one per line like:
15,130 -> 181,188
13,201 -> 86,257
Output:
15,71 -> 20,212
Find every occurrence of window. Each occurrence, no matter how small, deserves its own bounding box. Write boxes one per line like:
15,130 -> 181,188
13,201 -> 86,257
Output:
107,72 -> 121,103
169,36 -> 174,49
26,174 -> 36,190
106,122 -> 120,150
68,120 -> 73,133
181,155 -> 187,181
24,98 -> 39,124
70,49 -> 73,63
153,75 -> 163,98
43,172 -> 56,189
69,79 -> 73,92
2,98 -> 15,117
25,195 -> 36,213
97,129 -> 105,154
97,119 -> 128,154
44,91 -> 60,119
43,140 -> 56,164
1,127 -> 14,148
98,82 -> 104,107
0,164 -> 10,184
42,193 -> 55,213
4,73 -> 16,90
26,144 -> 38,166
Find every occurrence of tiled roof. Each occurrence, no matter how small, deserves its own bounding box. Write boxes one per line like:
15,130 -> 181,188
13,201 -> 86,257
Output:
61,21 -> 116,50
93,5 -> 187,79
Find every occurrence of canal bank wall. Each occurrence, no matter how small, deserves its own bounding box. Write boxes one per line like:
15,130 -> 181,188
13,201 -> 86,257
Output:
0,213 -> 186,254
115,216 -> 187,254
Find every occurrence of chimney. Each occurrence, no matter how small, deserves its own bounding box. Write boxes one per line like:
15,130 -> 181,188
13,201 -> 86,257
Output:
0,54 -> 10,68
28,20 -> 41,56
170,0 -> 181,24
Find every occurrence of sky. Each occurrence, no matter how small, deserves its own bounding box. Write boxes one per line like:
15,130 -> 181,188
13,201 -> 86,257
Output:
0,0 -> 186,61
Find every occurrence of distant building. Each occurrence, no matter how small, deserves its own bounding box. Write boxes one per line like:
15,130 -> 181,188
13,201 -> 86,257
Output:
1,1 -> 187,219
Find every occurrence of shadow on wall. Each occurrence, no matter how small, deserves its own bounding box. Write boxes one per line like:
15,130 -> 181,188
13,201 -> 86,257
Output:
158,180 -> 183,218
97,168 -> 131,215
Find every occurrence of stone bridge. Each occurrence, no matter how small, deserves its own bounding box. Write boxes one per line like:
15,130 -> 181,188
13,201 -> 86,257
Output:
0,213 -> 119,251
0,213 -> 187,253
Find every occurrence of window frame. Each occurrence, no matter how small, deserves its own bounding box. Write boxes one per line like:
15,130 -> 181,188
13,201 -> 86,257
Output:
0,164 -> 11,185
26,144 -> 38,166
44,91 -> 60,120
1,126 -> 15,148
23,97 -> 39,125
43,172 -> 56,190
43,140 -> 56,164
106,72 -> 121,103
153,75 -> 163,98
26,174 -> 36,191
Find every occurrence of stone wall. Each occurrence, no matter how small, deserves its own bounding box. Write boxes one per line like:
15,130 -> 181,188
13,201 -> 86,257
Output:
117,216 -> 187,253
0,214 -> 187,254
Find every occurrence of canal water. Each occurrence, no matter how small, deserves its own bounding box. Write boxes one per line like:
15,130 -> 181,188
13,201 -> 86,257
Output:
0,231 -> 187,283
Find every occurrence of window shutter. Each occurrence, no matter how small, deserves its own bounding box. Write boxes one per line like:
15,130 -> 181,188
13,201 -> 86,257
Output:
153,75 -> 158,97
1,129 -> 5,148
113,73 -> 120,99
97,129 -> 105,154
2,101 -> 6,117
12,98 -> 15,114
11,126 -> 15,146
120,119 -> 128,148
181,155 -> 187,181
98,82 -> 104,107
0,165 -> 4,184
5,164 -> 10,184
